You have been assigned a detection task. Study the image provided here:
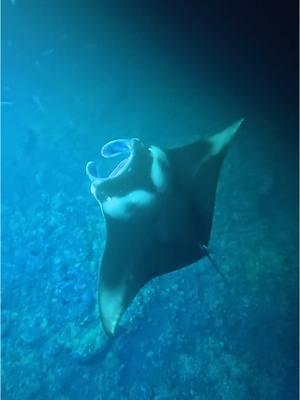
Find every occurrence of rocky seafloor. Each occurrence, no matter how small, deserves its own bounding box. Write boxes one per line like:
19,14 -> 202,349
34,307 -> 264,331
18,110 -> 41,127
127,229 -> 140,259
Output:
2,118 -> 298,400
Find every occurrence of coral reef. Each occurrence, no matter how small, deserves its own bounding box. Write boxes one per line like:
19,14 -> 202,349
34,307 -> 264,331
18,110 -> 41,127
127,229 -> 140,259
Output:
2,119 -> 298,399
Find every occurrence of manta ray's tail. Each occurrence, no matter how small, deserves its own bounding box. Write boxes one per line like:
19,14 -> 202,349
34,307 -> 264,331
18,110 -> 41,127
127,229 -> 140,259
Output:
200,245 -> 228,284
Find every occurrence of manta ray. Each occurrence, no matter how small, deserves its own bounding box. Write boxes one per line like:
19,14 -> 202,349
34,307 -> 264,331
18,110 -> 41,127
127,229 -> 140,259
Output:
86,118 -> 244,336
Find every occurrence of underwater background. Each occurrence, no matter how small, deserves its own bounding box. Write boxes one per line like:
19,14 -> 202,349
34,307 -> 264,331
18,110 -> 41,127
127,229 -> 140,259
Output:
2,1 -> 298,399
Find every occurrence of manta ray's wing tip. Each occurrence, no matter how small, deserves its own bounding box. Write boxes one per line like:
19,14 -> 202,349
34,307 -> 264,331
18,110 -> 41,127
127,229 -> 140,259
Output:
99,289 -> 126,337
102,323 -> 115,337
236,117 -> 245,127
100,312 -> 116,337
230,117 -> 245,133
210,117 -> 244,152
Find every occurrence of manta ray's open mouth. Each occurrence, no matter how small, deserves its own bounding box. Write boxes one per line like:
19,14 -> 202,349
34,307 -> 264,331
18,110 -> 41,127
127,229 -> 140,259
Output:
86,139 -> 135,182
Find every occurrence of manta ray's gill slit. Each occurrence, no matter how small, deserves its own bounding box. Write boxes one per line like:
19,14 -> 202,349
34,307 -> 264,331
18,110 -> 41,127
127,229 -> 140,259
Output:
102,190 -> 155,219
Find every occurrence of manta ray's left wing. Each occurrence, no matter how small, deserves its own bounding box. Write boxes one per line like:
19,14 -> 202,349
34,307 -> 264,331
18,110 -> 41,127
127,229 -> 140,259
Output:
98,216 -> 153,336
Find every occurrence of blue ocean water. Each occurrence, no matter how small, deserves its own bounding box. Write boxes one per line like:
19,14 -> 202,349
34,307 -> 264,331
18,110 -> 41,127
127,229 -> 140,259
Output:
2,1 -> 298,399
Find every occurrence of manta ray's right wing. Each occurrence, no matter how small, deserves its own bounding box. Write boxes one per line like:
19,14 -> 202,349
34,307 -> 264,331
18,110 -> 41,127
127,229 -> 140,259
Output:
164,118 -> 244,246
